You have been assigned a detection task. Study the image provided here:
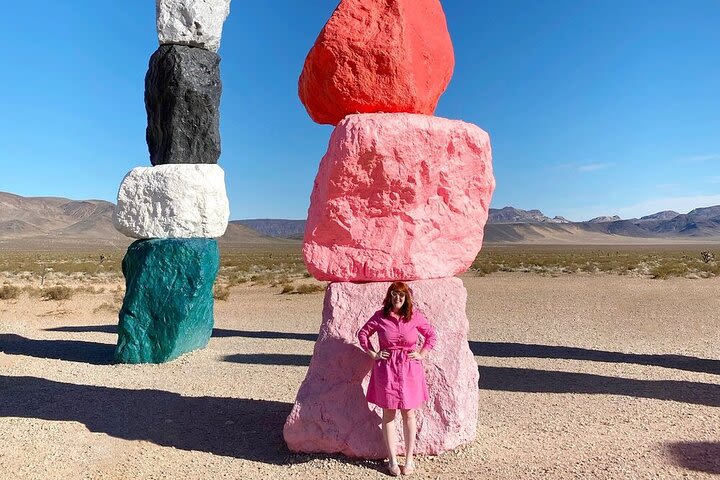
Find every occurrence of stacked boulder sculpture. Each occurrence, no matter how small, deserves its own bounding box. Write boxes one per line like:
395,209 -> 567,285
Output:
112,0 -> 231,364
284,0 -> 495,458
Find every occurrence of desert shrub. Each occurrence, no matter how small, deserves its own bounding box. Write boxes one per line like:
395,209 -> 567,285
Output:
41,286 -> 74,301
270,275 -> 291,287
697,262 -> 720,276
649,262 -> 690,279
294,283 -> 325,294
226,273 -> 247,286
213,284 -> 230,301
279,283 -> 294,294
93,302 -> 119,314
473,263 -> 500,277
0,285 -> 20,300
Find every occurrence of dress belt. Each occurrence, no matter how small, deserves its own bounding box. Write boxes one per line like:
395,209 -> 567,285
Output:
386,346 -> 415,351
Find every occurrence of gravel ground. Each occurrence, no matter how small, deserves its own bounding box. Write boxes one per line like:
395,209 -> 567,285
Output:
0,272 -> 718,479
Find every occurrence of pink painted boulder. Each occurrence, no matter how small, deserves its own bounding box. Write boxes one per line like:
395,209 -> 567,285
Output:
283,278 -> 479,458
303,113 -> 495,282
298,0 -> 454,125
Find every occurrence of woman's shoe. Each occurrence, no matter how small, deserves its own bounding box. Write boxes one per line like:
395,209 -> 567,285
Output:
401,459 -> 416,475
387,460 -> 401,477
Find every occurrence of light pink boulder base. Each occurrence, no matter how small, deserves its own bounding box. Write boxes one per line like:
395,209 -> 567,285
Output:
303,113 -> 495,282
283,279 -> 479,458
358,309 -> 437,409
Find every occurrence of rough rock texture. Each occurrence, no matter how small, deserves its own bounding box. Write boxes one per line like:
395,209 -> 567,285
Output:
145,44 -> 221,165
284,278 -> 478,458
115,238 -> 220,364
303,113 -> 495,282
299,0 -> 454,125
113,164 -> 229,239
156,0 -> 231,52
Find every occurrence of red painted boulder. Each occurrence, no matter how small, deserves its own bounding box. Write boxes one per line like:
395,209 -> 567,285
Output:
303,113 -> 495,282
299,0 -> 454,125
283,278 -> 479,458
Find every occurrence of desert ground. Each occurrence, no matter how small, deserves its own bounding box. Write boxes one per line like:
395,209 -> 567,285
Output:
0,253 -> 719,479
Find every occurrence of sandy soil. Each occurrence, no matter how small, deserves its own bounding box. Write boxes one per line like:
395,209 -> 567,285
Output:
0,273 -> 718,479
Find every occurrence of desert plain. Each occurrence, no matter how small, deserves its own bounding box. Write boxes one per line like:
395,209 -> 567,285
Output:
0,245 -> 718,479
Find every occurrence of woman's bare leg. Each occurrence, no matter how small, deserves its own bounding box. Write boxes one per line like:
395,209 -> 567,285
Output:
382,408 -> 399,473
401,409 -> 416,473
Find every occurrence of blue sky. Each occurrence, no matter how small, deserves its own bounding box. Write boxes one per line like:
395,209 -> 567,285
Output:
1,0 -> 718,221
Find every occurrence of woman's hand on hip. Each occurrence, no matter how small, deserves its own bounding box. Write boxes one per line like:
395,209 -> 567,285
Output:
368,350 -> 390,360
408,350 -> 425,360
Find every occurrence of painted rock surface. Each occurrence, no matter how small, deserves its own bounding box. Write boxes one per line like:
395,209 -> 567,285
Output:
113,164 -> 229,239
156,0 -> 231,52
284,278 -> 478,458
303,113 -> 494,282
145,44 -> 222,165
299,0 -> 454,125
116,238 -> 220,364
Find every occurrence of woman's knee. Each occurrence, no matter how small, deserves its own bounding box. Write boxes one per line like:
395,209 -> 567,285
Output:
382,409 -> 397,422
400,409 -> 415,420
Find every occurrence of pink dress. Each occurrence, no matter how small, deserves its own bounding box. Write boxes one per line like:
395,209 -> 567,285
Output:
357,309 -> 437,410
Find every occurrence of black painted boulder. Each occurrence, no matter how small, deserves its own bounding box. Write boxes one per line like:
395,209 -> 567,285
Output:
145,45 -> 222,165
116,238 -> 220,364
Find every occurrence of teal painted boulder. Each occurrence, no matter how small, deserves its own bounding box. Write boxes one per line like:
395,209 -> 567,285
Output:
115,238 -> 220,364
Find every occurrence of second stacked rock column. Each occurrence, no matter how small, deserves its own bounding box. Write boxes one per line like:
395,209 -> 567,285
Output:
284,0 -> 495,458
111,0 -> 232,364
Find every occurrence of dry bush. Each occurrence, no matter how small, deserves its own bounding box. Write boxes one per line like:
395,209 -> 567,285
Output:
213,284 -> 230,301
0,285 -> 20,300
226,273 -> 247,286
649,262 -> 690,279
279,283 -> 294,294
22,286 -> 42,297
294,283 -> 325,294
93,302 -> 119,314
41,286 -> 74,301
270,275 -> 291,287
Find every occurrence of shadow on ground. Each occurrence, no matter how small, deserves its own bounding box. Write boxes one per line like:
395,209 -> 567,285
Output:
665,441 -> 720,474
471,341 -> 720,375
225,353 -> 312,366
46,325 -> 317,341
0,375 -> 294,463
0,334 -> 114,365
480,365 -> 720,407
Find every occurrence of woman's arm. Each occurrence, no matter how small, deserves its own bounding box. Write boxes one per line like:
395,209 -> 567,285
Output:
414,311 -> 437,358
357,314 -> 381,359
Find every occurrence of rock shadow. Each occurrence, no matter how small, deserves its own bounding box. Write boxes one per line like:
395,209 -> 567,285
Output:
471,341 -> 720,375
0,334 -> 114,365
665,441 -> 720,474
45,325 -> 317,342
46,325 -> 117,334
0,375 -> 294,463
479,365 -> 720,407
212,329 -> 317,341
224,353 -> 312,367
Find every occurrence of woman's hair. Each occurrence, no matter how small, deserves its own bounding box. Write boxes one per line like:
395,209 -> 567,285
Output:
382,281 -> 414,321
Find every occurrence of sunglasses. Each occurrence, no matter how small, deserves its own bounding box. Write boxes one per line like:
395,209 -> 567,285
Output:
390,291 -> 406,299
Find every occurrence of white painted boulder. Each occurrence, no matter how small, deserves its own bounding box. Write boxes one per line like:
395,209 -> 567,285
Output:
113,164 -> 229,239
156,0 -> 231,52
284,278 -> 479,458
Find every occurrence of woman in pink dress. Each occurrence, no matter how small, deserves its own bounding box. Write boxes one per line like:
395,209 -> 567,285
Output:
357,281 -> 437,476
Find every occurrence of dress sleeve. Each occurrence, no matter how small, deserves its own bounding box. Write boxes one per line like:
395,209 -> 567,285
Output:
357,313 -> 379,352
416,311 -> 437,351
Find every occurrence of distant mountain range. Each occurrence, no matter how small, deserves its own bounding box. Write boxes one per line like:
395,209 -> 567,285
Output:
1,191 -> 718,248
0,192 -> 292,248
239,206 -> 720,242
